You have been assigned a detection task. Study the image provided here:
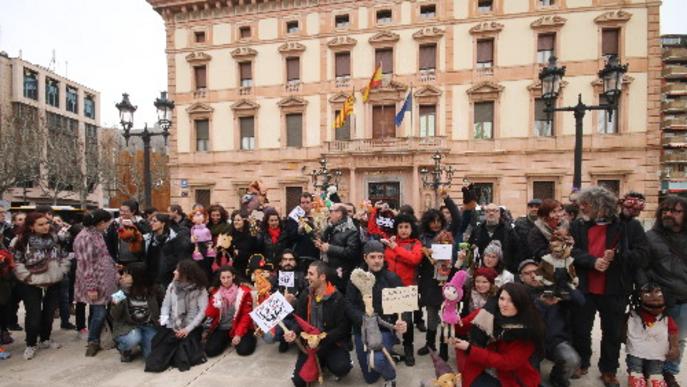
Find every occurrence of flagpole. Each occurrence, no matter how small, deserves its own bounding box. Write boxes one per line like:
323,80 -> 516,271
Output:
410,83 -> 414,137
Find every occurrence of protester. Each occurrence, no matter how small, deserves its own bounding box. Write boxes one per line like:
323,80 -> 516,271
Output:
73,209 -> 117,357
105,199 -> 150,265
283,192 -> 319,261
439,190 -> 463,243
269,249 -> 307,353
228,210 -> 259,277
206,205 -> 231,238
480,240 -> 514,287
619,191 -> 646,221
528,199 -> 567,261
168,204 -> 193,233
317,203 -> 361,293
143,213 -> 193,289
466,267 -> 498,313
257,207 -> 286,266
514,199 -> 542,261
468,203 -> 521,273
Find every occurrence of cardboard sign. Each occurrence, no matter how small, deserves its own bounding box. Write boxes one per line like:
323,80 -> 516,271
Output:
288,206 -> 306,222
431,244 -> 453,260
278,271 -> 295,288
382,285 -> 419,315
249,291 -> 294,333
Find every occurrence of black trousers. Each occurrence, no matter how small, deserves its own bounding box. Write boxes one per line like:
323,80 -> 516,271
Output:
16,282 -> 61,346
204,328 -> 256,357
292,345 -> 352,387
145,327 -> 206,373
571,293 -> 627,373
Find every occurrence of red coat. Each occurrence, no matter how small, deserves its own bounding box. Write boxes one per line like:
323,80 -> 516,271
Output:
205,284 -> 253,338
367,208 -> 392,240
384,238 -> 423,286
455,309 -> 541,387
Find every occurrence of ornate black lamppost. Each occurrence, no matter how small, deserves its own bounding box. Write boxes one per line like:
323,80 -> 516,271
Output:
420,151 -> 455,208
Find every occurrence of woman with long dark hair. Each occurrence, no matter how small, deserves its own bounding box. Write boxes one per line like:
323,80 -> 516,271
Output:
143,213 -> 193,289
453,282 -> 546,387
12,212 -> 71,360
206,205 -> 231,238
257,207 -> 286,267
228,210 -> 259,277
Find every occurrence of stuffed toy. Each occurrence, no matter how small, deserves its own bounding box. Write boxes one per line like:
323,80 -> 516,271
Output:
323,185 -> 341,208
350,268 -> 397,372
247,253 -> 274,305
420,350 -> 462,387
190,210 -> 215,261
440,271 -> 468,341
426,230 -> 454,284
241,180 -> 269,214
294,315 -> 327,385
211,233 -> 233,272
536,228 -> 578,298
0,249 -> 15,306
117,223 -> 143,254
457,242 -> 477,270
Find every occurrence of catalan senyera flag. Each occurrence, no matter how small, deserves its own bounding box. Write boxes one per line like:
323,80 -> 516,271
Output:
361,63 -> 383,103
334,92 -> 355,129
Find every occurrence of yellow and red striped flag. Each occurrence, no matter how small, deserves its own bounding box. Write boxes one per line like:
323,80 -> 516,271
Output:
361,63 -> 383,103
334,92 -> 355,129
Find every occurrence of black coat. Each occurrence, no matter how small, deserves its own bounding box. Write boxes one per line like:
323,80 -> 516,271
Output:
443,196 -> 463,242
143,228 -> 193,287
257,226 -> 287,266
293,287 -> 352,351
514,217 -> 536,261
528,220 -> 553,262
418,231 -> 455,307
322,218 -> 361,275
645,226 -> 687,305
105,217 -> 151,264
570,217 -> 649,296
229,229 -> 259,277
468,222 -> 521,273
345,268 -> 409,335
170,217 -> 193,234
283,217 -> 319,260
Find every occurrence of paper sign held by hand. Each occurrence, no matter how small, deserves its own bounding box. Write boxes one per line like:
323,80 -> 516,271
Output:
249,291 -> 294,333
431,244 -> 453,261
289,206 -> 306,222
382,286 -> 419,315
279,271 -> 295,288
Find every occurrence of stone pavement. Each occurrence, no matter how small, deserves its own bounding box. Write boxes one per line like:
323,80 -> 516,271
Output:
1,316 -> 686,387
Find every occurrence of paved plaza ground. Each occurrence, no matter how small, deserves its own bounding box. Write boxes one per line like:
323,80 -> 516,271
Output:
1,314 -> 686,387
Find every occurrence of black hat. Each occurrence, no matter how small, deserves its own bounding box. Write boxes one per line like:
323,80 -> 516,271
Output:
527,199 -> 543,206
363,240 -> 385,256
246,253 -> 274,277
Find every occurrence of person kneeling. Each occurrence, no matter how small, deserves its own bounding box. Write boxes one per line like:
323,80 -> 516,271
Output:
203,266 -> 255,357
145,260 -> 208,372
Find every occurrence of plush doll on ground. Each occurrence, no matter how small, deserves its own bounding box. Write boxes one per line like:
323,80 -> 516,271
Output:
350,268 -> 397,372
625,282 -> 679,387
536,228 -> 578,298
294,315 -> 327,385
440,271 -> 468,342
420,350 -> 461,387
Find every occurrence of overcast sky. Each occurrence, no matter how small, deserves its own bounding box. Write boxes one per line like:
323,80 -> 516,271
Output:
0,0 -> 685,129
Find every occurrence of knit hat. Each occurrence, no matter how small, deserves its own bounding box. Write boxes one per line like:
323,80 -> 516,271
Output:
517,259 -> 538,274
363,240 -> 385,256
483,240 -> 503,260
474,267 -> 498,284
430,350 -> 454,378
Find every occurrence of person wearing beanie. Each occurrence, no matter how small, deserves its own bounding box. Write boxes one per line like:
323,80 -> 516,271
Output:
468,267 -> 498,313
467,203 -> 522,273
481,240 -> 514,287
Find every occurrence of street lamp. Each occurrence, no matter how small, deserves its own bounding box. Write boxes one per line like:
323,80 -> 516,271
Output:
539,55 -> 628,191
420,151 -> 455,208
309,157 -> 342,193
115,91 -> 175,208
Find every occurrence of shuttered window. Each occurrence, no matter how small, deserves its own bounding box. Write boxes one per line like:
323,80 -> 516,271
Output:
537,33 -> 555,63
375,48 -> 393,74
474,102 -> 494,139
335,52 -> 351,77
240,116 -> 255,150
286,113 -> 303,147
476,39 -> 494,67
240,62 -> 252,87
419,44 -> 437,70
194,66 -> 207,89
602,28 -> 620,57
195,119 -> 209,152
286,57 -> 300,81
533,181 -> 555,200
419,105 -> 436,137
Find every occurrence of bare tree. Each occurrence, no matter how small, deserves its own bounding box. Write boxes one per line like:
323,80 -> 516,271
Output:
39,116 -> 82,205
0,104 -> 43,198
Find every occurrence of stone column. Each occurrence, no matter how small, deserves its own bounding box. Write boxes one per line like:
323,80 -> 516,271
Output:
349,168 -> 357,205
412,164 -> 420,212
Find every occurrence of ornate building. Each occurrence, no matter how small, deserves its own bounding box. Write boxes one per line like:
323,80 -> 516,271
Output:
147,0 -> 661,218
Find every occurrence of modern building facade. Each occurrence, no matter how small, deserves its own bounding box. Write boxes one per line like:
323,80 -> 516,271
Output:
0,51 -> 104,207
148,0 -> 661,218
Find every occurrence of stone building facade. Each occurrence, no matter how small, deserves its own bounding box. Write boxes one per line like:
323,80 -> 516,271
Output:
147,0 -> 661,218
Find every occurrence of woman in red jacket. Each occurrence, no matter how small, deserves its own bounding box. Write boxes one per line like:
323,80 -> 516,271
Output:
382,213 -> 423,367
453,282 -> 545,387
203,266 -> 256,357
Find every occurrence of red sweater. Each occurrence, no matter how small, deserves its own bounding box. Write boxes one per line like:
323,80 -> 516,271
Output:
205,284 -> 253,338
455,309 -> 541,387
384,238 -> 423,286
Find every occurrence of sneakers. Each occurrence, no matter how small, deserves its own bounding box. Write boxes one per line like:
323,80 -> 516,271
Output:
383,380 -> 397,387
601,372 -> 620,387
663,372 -> 680,387
23,346 -> 37,360
38,339 -> 62,350
85,342 -> 100,357
629,372 -> 648,387
77,328 -> 89,341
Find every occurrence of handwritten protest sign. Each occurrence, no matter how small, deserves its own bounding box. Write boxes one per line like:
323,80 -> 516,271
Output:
279,271 -> 295,288
249,291 -> 294,333
431,244 -> 452,261
288,206 -> 306,222
382,285 -> 419,315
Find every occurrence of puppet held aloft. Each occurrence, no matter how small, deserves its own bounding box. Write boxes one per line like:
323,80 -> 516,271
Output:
440,271 -> 468,341
536,228 -> 578,298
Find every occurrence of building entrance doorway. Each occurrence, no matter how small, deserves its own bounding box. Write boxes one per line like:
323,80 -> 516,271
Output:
368,181 -> 400,209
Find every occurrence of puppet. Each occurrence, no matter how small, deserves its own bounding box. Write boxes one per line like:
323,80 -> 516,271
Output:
440,271 -> 468,341
294,315 -> 327,385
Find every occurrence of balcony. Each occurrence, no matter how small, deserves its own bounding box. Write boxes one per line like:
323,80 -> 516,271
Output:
663,47 -> 687,62
285,80 -> 301,93
662,133 -> 687,147
192,88 -> 207,99
662,151 -> 687,163
665,82 -> 687,96
663,65 -> 687,79
419,68 -> 436,83
663,99 -> 687,114
663,116 -> 687,130
239,86 -> 252,96
325,136 -> 448,155
335,76 -> 351,88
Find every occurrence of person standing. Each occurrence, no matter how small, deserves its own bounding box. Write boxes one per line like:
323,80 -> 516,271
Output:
316,203 -> 361,293
528,199 -> 566,261
143,213 -> 193,289
514,199 -> 542,261
283,192 -> 319,261
468,203 -> 521,273
105,199 -> 150,265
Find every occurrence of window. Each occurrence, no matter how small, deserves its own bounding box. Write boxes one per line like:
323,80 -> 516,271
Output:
598,179 -> 620,197
334,110 -> 351,140
286,20 -> 299,34
372,105 -> 396,138
194,65 -> 207,90
420,4 -> 436,18
195,119 -> 209,151
195,189 -> 211,209
286,57 -> 300,82
539,0 -> 555,6
239,62 -> 253,87
598,94 -> 619,134
533,181 -> 555,200
46,78 -> 59,107
419,44 -> 437,71
66,86 -> 78,113
419,105 -> 436,137
375,48 -> 393,75
534,98 -> 553,137
473,183 -> 494,205
335,14 -> 350,29
602,28 -> 620,58
537,33 -> 555,64
239,26 -> 251,39
368,182 -> 400,210
335,52 -> 351,78
376,9 -> 392,24
194,31 -> 206,43
286,113 -> 303,147
240,116 -> 255,150
84,95 -> 96,119
476,39 -> 494,68
286,186 -> 303,213
478,0 -> 493,13
23,69 -> 38,100
474,102 -> 494,139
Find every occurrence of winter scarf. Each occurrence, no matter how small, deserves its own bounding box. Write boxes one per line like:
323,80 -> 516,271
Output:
332,217 -> 356,234
533,219 -> 554,242
216,284 -> 239,314
267,227 -> 281,244
469,298 -> 535,349
171,281 -> 199,330
470,289 -> 489,311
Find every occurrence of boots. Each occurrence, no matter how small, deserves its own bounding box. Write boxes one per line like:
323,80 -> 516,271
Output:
403,345 -> 415,366
417,330 -> 436,356
601,372 -> 620,387
439,342 -> 449,361
415,309 -> 427,332
628,373 -> 647,387
648,375 -> 668,387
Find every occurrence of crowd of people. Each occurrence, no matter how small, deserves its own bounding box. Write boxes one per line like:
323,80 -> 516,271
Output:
0,185 -> 684,387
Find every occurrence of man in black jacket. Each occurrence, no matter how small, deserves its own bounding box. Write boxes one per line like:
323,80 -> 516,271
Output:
468,203 -> 521,273
646,195 -> 687,387
316,203 -> 361,293
284,260 -> 352,387
105,199 -> 151,265
283,192 -> 320,261
569,186 -> 649,387
514,198 -> 542,261
168,204 -> 192,233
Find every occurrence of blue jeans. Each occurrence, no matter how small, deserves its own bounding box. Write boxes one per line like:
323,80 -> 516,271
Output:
627,354 -> 664,376
354,330 -> 396,384
665,302 -> 687,375
86,305 -> 108,344
116,325 -> 157,359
